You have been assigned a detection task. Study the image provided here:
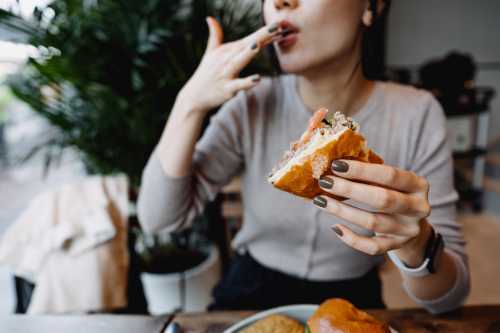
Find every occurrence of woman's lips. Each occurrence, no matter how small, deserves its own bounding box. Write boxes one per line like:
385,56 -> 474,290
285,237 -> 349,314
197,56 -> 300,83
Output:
280,20 -> 299,33
276,20 -> 300,49
277,32 -> 298,49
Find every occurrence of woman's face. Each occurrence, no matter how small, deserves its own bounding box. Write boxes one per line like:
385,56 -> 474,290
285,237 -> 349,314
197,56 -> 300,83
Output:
263,0 -> 369,74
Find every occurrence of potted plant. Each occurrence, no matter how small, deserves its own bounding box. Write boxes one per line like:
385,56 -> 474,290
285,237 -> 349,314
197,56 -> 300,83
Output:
0,0 -> 270,313
133,215 -> 221,314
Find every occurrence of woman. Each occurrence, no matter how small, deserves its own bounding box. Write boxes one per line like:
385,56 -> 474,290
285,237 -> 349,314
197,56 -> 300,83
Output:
138,0 -> 469,313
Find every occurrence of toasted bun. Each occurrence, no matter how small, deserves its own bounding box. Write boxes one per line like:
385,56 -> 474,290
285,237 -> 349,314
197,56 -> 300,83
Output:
268,128 -> 383,199
240,314 -> 304,333
307,299 -> 390,333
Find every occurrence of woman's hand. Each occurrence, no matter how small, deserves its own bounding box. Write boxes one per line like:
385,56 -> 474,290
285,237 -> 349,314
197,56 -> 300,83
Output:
313,160 -> 433,267
178,17 -> 283,115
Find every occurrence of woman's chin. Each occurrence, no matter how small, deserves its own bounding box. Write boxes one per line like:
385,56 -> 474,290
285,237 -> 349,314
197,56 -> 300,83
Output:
277,57 -> 318,75
275,47 -> 326,74
277,50 -> 341,76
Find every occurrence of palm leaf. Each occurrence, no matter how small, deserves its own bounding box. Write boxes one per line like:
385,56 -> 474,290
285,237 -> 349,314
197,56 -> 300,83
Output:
1,0 -> 271,186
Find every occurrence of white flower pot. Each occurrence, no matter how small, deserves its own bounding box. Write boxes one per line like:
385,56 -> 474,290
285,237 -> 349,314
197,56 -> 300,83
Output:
140,245 -> 221,315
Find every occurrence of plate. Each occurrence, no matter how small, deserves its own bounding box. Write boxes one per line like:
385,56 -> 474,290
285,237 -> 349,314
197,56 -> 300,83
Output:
223,305 -> 318,333
222,304 -> 398,333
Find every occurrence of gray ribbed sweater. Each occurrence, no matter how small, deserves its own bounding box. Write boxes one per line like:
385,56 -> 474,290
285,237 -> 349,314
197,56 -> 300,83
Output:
137,75 -> 469,313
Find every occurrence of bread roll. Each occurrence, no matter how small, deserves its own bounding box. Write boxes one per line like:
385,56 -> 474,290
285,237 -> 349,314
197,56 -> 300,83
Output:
307,299 -> 390,333
240,314 -> 304,333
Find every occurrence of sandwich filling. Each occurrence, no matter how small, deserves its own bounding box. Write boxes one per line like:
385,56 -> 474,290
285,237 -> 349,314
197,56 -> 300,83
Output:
268,109 -> 359,182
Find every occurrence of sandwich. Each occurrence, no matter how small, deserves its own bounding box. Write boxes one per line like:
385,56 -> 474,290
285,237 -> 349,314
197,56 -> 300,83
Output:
307,298 -> 390,333
268,108 -> 383,199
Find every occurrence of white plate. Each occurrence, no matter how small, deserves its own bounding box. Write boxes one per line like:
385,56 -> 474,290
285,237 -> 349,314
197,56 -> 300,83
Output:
222,304 -> 398,333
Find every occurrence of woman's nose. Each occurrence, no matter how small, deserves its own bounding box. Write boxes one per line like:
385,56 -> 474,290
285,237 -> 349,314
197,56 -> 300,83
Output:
273,0 -> 298,10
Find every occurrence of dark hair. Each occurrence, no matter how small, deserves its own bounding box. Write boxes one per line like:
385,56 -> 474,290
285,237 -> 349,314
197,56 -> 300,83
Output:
262,0 -> 392,79
363,0 -> 392,79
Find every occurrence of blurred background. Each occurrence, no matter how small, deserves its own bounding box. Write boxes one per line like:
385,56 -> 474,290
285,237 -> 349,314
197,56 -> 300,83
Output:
0,0 -> 499,315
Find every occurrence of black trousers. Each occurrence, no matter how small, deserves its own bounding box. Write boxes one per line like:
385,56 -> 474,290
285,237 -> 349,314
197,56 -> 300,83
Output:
209,252 -> 385,311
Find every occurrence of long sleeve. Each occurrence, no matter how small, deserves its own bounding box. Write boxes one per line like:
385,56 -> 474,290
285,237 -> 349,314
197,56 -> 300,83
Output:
137,92 -> 247,234
404,94 -> 470,314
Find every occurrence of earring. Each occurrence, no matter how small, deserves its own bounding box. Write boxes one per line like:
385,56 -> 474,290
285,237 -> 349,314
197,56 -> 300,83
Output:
362,10 -> 373,27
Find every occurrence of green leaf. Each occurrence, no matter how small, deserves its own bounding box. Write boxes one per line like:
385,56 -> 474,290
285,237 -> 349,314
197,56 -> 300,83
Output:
131,70 -> 143,90
137,41 -> 157,54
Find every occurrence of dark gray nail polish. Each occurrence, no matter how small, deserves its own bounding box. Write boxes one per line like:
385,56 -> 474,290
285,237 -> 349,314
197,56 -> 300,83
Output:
251,75 -> 261,83
332,225 -> 344,237
280,28 -> 291,36
313,196 -> 327,208
268,23 -> 279,33
251,42 -> 258,50
332,160 -> 349,173
319,176 -> 333,189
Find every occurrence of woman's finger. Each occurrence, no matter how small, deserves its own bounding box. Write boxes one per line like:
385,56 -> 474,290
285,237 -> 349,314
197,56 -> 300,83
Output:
333,224 -> 403,256
223,22 -> 284,77
313,195 -> 418,237
225,42 -> 261,77
225,75 -> 261,95
319,175 -> 430,217
238,21 -> 283,49
206,17 -> 224,52
331,160 -> 429,194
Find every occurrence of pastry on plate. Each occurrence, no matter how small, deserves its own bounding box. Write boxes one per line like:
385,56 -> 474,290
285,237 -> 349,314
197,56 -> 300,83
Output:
240,314 -> 304,333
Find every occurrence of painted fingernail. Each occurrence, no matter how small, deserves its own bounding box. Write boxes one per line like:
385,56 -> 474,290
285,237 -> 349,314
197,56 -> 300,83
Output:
319,176 -> 334,189
268,22 -> 279,33
251,75 -> 261,83
279,28 -> 291,36
332,225 -> 344,237
332,160 -> 349,173
251,42 -> 259,50
313,196 -> 327,208
252,75 -> 260,83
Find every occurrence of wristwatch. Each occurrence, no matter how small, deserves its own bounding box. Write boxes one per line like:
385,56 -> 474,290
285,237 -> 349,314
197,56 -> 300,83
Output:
388,227 -> 444,277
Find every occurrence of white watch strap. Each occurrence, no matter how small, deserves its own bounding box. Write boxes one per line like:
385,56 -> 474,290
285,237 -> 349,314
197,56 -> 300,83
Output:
388,250 -> 431,277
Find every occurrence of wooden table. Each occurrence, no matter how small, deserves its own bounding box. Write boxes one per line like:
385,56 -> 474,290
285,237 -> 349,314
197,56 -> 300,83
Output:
1,306 -> 500,333
0,314 -> 173,333
174,306 -> 500,333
